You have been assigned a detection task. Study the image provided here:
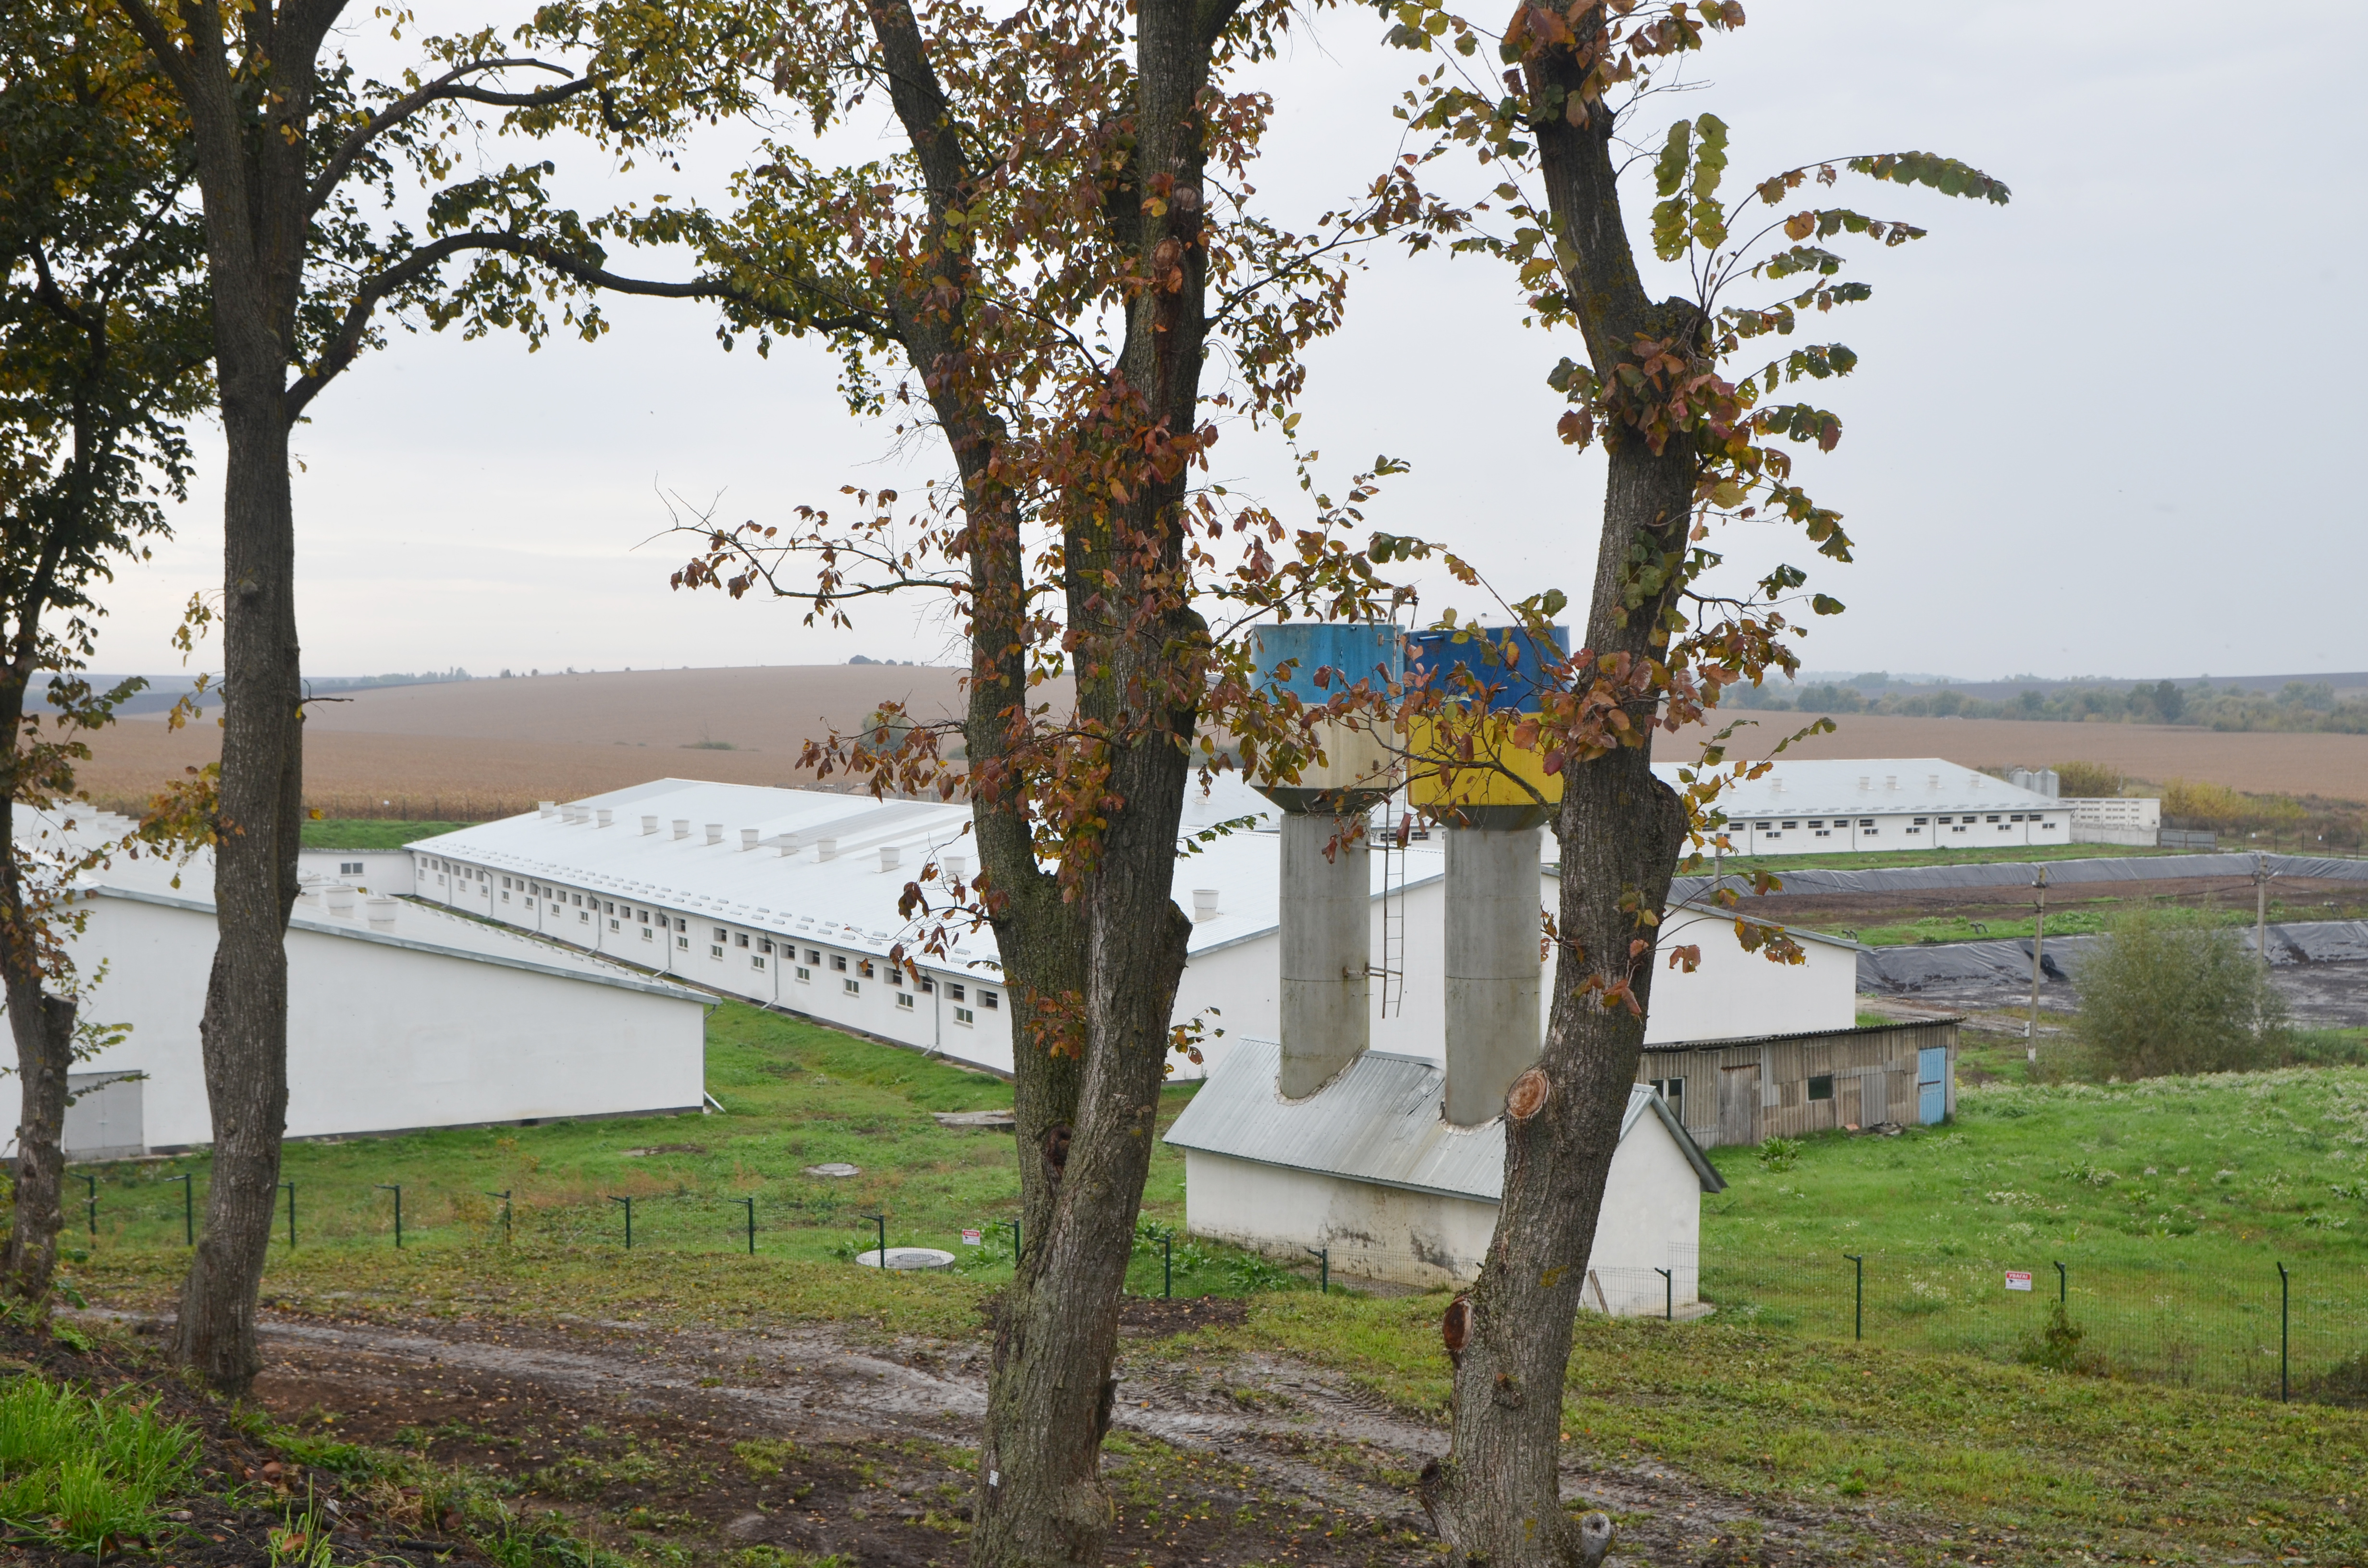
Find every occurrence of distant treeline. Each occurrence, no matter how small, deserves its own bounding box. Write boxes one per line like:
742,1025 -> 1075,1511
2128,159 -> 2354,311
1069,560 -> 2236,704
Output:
1727,677 -> 2367,734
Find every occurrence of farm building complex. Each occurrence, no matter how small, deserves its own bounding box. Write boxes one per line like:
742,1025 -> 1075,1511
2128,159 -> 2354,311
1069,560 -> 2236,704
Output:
406,773 -> 1871,1080
1672,758 -> 2072,857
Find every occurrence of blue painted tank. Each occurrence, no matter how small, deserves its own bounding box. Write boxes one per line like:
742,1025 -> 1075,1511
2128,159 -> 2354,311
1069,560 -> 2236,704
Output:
1249,624 -> 1404,705
1405,626 -> 1571,713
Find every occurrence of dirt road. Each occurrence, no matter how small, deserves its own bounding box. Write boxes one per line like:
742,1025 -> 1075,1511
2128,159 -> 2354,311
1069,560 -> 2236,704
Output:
211,1304 -> 1919,1567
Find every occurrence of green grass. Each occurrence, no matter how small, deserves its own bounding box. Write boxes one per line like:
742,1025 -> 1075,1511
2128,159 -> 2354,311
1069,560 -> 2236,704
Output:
73,1002 -> 1272,1308
64,1010 -> 2368,1565
302,819 -> 471,849
1212,1294 -> 2368,1565
0,1373 -> 197,1553
1696,1070 -> 2368,1394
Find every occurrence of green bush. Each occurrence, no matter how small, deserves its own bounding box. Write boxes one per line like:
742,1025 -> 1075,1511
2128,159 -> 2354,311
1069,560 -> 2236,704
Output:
0,1376 -> 197,1552
2066,910 -> 2289,1080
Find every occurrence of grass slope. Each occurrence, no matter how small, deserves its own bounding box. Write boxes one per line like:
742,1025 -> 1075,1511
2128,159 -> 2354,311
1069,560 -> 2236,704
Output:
300,819 -> 471,850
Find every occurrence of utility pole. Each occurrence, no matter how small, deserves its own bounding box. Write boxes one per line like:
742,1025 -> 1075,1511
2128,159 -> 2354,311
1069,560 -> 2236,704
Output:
2027,866 -> 2048,1064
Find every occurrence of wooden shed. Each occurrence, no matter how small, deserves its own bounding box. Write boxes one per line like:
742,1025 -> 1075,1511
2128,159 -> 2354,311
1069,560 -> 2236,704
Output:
1635,1017 -> 1960,1149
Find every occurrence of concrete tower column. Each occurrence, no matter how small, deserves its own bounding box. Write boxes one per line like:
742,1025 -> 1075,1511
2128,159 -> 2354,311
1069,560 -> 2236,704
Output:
1278,813 -> 1370,1098
1443,825 -> 1543,1125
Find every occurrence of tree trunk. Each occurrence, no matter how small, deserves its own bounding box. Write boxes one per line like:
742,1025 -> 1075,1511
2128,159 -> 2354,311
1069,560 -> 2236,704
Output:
4,971 -> 78,1314
1421,9 -> 1702,1556
171,386 -> 302,1396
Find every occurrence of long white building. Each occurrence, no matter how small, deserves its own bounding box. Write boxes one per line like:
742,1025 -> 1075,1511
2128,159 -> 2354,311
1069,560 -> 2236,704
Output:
1664,758 -> 2070,857
411,776 -> 1861,1079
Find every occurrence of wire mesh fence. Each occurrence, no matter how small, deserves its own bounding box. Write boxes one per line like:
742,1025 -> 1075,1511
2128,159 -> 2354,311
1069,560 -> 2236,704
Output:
1702,1247 -> 2368,1403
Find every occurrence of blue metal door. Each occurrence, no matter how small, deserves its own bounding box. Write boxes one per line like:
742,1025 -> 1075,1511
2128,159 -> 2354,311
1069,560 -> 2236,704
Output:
1917,1046 -> 1949,1124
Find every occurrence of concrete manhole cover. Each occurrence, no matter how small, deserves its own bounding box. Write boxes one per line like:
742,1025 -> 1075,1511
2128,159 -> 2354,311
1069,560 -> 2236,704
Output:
803,1163 -> 862,1178
854,1247 -> 957,1271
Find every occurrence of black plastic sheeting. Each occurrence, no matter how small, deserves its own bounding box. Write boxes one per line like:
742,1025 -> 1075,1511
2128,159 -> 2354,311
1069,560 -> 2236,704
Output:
1858,919 -> 2368,993
1674,851 -> 2368,907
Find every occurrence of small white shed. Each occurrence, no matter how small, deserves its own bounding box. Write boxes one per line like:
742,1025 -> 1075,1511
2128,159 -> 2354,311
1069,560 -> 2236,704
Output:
7,860 -> 708,1159
1165,1038 -> 1723,1310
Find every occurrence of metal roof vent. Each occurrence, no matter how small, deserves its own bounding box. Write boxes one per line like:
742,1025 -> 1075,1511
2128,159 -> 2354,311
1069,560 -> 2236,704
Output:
816,838 -> 839,862
879,845 -> 900,872
705,823 -> 724,845
1857,775 -> 1870,791
777,833 -> 802,857
672,819 -> 690,840
324,885 -> 357,919
365,896 -> 398,932
1192,888 -> 1220,922
1927,773 -> 1940,789
740,828 -> 760,851
1886,774 -> 1898,790
596,809 -> 614,828
943,852 -> 968,881
641,815 -> 658,835
539,801 -> 556,818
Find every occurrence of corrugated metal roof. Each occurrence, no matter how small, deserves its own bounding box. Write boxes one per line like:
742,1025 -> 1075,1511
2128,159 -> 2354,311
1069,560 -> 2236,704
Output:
1656,757 -> 2059,819
1163,1038 -> 1722,1200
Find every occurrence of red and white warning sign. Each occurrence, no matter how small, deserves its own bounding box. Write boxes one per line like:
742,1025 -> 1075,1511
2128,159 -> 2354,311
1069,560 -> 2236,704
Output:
2004,1271 -> 2034,1292
962,1228 -> 984,1246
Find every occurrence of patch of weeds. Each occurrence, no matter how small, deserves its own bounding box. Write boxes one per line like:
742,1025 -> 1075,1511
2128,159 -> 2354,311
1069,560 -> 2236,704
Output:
2017,1301 -> 2107,1375
1756,1137 -> 1802,1173
0,1374 -> 197,1554
734,1437 -> 802,1479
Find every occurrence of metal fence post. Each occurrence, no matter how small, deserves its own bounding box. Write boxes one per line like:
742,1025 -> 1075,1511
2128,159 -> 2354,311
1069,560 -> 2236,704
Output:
1306,1246 -> 1328,1295
81,1174 -> 96,1241
377,1184 -> 403,1247
282,1182 -> 296,1250
1843,1253 -> 1864,1341
485,1190 -> 512,1245
862,1212 -> 886,1266
611,1196 -> 633,1250
169,1173 -> 193,1246
2053,1260 -> 2066,1306
1655,1267 -> 1674,1321
736,1197 -> 756,1255
1162,1231 -> 1172,1300
2277,1262 -> 2290,1403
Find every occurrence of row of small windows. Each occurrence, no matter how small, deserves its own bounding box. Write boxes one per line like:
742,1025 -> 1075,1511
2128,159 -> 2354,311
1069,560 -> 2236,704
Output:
435,858 -> 1002,1018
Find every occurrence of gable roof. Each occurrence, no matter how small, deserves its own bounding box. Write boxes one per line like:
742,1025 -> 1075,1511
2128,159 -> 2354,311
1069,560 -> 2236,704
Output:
1162,1037 -> 1724,1201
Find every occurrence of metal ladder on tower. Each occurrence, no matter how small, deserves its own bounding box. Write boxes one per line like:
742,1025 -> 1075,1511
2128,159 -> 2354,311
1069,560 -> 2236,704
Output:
1374,800 -> 1408,1017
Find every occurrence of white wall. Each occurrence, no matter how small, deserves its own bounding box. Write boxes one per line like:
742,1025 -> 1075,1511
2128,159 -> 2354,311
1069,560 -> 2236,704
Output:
296,848 -> 416,895
16,895 -> 705,1153
1182,1110 -> 1703,1309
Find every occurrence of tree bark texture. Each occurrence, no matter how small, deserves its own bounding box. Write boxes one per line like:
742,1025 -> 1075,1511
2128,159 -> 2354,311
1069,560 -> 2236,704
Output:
114,0 -> 326,1394
1418,11 -> 1700,1563
963,0 -> 1225,1558
3,972 -> 77,1313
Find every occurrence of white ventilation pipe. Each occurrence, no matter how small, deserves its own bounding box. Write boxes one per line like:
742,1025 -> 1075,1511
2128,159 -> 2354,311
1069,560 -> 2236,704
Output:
672,819 -> 691,839
816,838 -> 839,862
778,833 -> 802,857
641,815 -> 659,834
879,845 -> 900,872
324,885 -> 357,919
740,828 -> 760,851
705,823 -> 724,845
596,809 -> 614,827
539,801 -> 557,818
364,897 -> 398,932
943,852 -> 967,881
1192,888 -> 1220,922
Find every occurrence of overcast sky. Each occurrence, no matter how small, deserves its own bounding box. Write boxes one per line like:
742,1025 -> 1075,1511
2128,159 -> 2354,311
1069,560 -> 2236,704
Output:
91,0 -> 2368,684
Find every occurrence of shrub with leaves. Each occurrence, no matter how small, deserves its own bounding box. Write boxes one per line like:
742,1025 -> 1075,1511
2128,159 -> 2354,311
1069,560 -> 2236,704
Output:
2069,911 -> 2289,1079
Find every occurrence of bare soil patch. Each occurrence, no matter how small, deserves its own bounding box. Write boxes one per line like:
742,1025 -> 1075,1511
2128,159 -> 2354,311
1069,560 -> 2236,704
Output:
138,1307 -> 1918,1568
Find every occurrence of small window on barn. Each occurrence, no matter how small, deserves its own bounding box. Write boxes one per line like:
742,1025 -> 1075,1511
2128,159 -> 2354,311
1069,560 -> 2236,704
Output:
735,932 -> 750,948
844,978 -> 861,997
805,948 -> 820,964
1808,1075 -> 1834,1102
831,954 -> 848,972
858,959 -> 875,979
896,992 -> 915,1011
949,983 -> 966,1002
980,990 -> 999,1010
1649,1077 -> 1685,1121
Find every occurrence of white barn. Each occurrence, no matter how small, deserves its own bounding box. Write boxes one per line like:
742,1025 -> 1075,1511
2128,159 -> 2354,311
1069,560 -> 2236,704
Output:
1670,758 -> 2070,857
7,835 -> 707,1160
1167,1041 -> 1722,1308
409,777 -> 1862,1081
